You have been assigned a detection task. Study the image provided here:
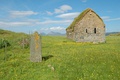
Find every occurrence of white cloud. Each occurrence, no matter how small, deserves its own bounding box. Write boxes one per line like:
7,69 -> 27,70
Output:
102,16 -> 120,21
40,28 -> 49,31
0,21 -> 34,27
37,20 -> 72,25
1,16 -> 120,28
54,5 -> 72,14
46,5 -> 72,15
10,10 -> 38,18
50,26 -> 65,31
40,26 -> 66,33
46,11 -> 53,15
25,19 -> 40,22
60,5 -> 72,11
0,19 -> 72,27
56,12 -> 80,19
81,0 -> 87,2
101,16 -> 110,20
54,9 -> 64,14
105,18 -> 120,21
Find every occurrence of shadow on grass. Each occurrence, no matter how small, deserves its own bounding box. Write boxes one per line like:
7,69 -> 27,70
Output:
42,55 -> 53,61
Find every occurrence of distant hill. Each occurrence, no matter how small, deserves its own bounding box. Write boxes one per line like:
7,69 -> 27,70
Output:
40,32 -> 46,36
0,29 -> 14,34
106,32 -> 120,36
0,29 -> 28,40
46,31 -> 65,36
0,29 -> 26,35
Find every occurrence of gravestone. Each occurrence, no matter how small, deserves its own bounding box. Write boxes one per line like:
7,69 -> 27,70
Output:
30,31 -> 42,62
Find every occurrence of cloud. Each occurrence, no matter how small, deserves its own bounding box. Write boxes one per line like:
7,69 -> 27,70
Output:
50,26 -> 65,31
101,16 -> 110,20
9,11 -> 38,18
56,12 -> 80,19
46,11 -> 53,15
102,16 -> 120,21
106,18 -> 120,21
46,5 -> 72,15
37,20 -> 72,25
81,0 -> 87,2
0,18 -> 40,27
40,26 -> 66,33
54,5 -> 72,14
0,21 -> 34,27
0,19 -> 72,27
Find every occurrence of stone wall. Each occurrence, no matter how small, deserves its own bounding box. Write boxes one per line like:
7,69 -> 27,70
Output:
66,29 -> 74,40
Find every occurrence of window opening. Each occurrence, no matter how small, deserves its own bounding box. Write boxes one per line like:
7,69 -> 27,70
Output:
86,29 -> 87,33
94,28 -> 96,33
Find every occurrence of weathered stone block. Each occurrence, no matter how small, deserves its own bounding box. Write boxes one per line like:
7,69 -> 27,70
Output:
30,32 -> 42,62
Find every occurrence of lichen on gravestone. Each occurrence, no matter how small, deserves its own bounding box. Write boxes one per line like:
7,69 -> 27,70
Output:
30,31 -> 42,62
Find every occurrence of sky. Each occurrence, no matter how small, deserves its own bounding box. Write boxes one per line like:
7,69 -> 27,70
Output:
0,0 -> 120,34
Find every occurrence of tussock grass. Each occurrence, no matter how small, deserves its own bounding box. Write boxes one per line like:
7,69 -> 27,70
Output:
0,32 -> 120,80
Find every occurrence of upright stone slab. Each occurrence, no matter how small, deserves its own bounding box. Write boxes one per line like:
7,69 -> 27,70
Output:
30,32 -> 42,62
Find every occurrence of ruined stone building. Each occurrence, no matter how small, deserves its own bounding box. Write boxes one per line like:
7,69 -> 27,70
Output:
66,8 -> 105,43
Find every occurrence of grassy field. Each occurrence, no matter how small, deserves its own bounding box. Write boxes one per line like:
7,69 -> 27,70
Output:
0,30 -> 120,80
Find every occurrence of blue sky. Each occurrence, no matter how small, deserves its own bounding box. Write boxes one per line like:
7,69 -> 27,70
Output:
0,0 -> 120,33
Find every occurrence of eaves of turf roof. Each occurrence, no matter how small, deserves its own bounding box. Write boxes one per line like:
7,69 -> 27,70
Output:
66,8 -> 104,31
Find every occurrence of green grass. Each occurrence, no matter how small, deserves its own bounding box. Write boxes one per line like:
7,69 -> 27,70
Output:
0,31 -> 120,80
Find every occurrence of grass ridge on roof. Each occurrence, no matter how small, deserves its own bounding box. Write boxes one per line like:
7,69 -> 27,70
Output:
66,8 -> 104,31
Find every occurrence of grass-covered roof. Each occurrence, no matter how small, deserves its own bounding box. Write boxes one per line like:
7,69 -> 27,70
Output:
66,8 -> 104,31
